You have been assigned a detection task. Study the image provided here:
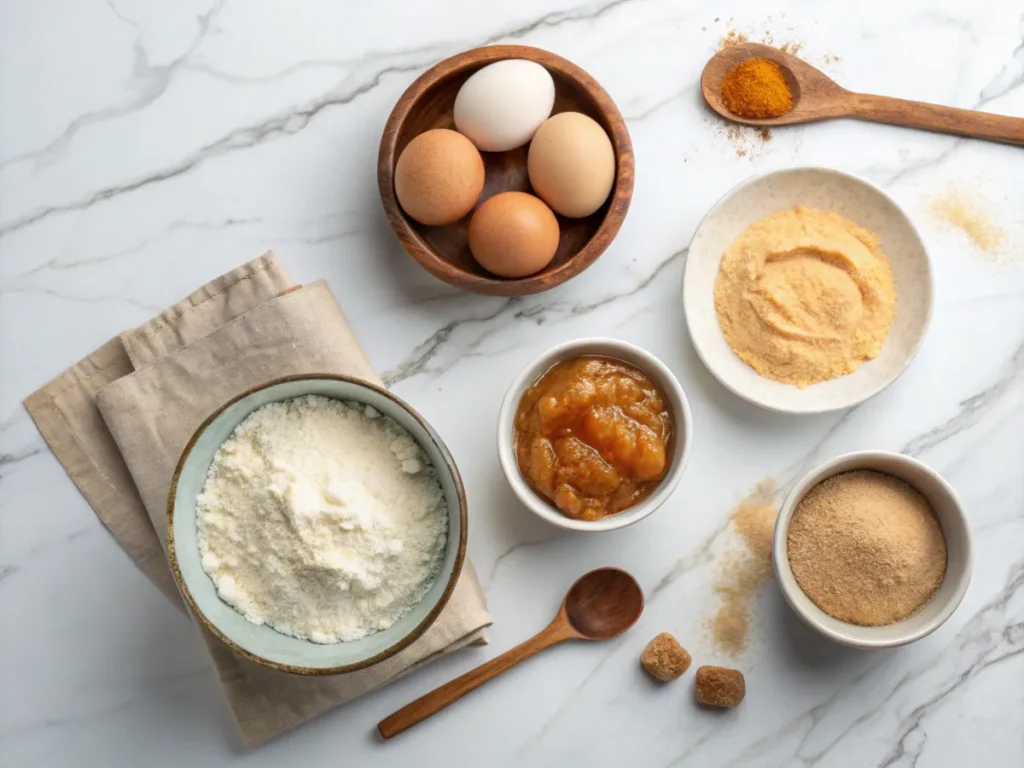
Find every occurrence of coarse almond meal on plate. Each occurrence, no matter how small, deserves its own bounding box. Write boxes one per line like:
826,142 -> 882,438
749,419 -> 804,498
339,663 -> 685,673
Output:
683,166 -> 933,414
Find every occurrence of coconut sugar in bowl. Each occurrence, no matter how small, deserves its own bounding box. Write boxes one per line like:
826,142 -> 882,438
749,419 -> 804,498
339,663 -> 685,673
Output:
773,451 -> 972,649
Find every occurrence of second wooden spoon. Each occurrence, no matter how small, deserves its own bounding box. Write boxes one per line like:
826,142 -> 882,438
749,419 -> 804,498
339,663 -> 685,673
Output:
378,567 -> 644,739
702,43 -> 1024,146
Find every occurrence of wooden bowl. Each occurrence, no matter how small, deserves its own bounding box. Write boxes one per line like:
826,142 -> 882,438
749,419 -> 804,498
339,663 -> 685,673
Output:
378,45 -> 634,296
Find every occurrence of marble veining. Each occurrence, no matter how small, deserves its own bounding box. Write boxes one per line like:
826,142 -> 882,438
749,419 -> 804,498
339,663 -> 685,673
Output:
2,0 -> 1023,766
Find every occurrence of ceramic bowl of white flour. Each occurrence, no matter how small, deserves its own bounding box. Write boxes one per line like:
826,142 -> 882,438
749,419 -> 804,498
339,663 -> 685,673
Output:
167,374 -> 467,675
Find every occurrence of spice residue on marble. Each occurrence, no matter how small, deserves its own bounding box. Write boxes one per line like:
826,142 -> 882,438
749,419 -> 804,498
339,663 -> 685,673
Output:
711,20 -> 840,74
928,188 -> 1007,258
708,479 -> 779,655
721,123 -> 773,159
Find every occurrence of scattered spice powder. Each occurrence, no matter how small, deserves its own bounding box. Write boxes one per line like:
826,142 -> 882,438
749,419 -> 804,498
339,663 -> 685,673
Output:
721,58 -> 794,119
928,189 -> 1005,255
787,470 -> 947,626
718,29 -> 750,50
709,480 -> 778,655
722,123 -> 772,159
725,125 -> 749,157
718,29 -> 804,56
717,29 -> 842,71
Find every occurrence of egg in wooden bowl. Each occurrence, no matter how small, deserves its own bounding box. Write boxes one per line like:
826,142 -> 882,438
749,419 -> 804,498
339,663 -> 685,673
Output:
378,45 -> 634,297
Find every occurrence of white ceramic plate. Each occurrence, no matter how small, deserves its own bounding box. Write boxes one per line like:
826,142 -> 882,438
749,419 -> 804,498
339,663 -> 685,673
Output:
683,167 -> 933,414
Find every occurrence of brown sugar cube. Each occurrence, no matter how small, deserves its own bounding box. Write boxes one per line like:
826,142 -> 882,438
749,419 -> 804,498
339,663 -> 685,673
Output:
695,666 -> 745,707
640,633 -> 692,681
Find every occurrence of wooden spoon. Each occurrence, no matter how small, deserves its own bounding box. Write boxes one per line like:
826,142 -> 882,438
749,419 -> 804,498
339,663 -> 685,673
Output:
701,43 -> 1024,145
378,567 -> 644,739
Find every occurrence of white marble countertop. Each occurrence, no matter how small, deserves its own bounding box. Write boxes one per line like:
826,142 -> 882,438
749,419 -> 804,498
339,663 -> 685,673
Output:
3,1 -> 1023,766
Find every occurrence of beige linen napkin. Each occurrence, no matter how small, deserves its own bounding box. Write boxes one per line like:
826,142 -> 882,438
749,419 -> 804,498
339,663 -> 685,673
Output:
24,253 -> 491,746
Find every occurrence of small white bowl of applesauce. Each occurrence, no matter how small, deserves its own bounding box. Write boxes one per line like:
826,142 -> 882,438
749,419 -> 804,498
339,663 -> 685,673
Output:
497,338 -> 692,532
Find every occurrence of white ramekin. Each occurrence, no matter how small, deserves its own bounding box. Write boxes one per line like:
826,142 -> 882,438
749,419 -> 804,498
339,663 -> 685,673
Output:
773,451 -> 972,649
497,338 -> 692,532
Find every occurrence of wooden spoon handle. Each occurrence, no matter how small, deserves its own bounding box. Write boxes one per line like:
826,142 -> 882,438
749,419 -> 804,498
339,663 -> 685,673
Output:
848,93 -> 1024,145
378,620 -> 575,739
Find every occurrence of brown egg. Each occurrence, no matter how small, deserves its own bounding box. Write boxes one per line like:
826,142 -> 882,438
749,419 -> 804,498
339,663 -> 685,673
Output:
394,129 -> 484,226
468,192 -> 560,278
527,112 -> 615,218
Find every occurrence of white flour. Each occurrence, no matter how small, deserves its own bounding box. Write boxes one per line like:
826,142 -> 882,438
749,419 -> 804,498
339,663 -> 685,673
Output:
195,395 -> 448,643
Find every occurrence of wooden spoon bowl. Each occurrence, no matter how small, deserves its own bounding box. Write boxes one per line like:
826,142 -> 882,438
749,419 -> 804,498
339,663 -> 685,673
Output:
378,45 -> 634,296
702,43 -> 1024,144
378,567 -> 643,738
701,43 -> 846,127
563,566 -> 645,639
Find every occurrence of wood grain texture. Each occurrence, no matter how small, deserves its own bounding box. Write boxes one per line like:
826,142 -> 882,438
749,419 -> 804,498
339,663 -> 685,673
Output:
378,568 -> 643,739
701,43 -> 1024,145
377,618 -> 576,740
378,45 -> 634,296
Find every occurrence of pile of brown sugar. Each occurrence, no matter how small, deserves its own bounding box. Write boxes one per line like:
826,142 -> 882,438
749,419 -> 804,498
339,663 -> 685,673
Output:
787,470 -> 947,626
718,29 -> 804,56
695,666 -> 746,708
710,480 -> 778,654
640,633 -> 692,681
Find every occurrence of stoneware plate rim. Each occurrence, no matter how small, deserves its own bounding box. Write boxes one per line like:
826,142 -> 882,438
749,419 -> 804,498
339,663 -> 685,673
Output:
496,337 -> 692,532
682,166 -> 934,414
167,373 -> 467,675
772,450 -> 972,649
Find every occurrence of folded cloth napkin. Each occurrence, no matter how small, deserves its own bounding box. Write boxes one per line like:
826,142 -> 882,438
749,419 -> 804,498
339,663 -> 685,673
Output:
24,253 -> 491,746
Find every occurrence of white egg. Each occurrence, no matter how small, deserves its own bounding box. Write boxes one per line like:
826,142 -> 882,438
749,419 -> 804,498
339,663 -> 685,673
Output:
453,59 -> 555,152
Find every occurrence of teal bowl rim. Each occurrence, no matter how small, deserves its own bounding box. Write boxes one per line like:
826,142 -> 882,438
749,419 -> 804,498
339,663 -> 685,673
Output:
166,373 -> 469,676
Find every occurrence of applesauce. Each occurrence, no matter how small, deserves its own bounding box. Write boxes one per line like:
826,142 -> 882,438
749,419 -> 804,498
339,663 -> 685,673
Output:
513,356 -> 674,521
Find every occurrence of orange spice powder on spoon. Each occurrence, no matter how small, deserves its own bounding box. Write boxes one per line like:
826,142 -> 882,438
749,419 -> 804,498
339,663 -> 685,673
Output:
721,58 -> 794,119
